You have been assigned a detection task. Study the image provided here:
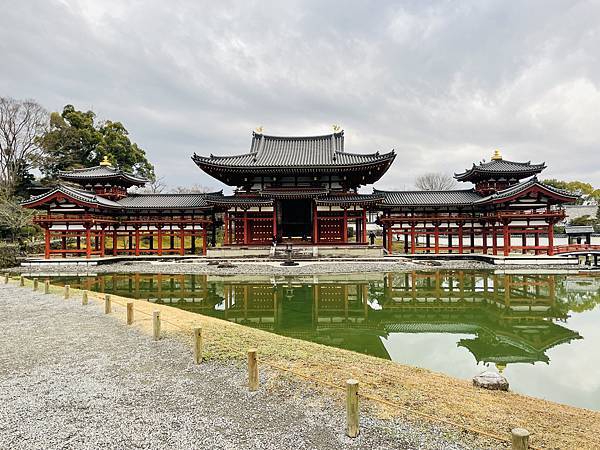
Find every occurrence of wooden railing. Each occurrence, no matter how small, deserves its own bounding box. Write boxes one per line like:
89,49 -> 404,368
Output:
553,244 -> 600,254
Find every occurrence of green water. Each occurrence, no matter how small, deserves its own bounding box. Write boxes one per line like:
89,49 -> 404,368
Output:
48,270 -> 600,410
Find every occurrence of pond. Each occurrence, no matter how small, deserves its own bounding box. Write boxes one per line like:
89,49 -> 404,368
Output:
47,270 -> 600,410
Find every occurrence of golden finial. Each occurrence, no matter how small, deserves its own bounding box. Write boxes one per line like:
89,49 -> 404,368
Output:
496,362 -> 506,373
491,149 -> 503,161
99,155 -> 111,166
255,126 -> 264,134
332,124 -> 342,133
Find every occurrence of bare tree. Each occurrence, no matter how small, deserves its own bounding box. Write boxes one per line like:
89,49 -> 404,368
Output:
136,175 -> 167,194
170,184 -> 212,194
0,98 -> 48,195
415,172 -> 457,191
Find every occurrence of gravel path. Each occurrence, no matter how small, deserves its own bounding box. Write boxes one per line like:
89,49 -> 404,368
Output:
13,259 -> 500,277
0,283 -> 488,450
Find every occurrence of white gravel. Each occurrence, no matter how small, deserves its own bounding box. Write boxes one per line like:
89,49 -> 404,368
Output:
0,283 -> 496,449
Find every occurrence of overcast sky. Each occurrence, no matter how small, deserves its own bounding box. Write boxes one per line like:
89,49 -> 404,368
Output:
1,0 -> 599,192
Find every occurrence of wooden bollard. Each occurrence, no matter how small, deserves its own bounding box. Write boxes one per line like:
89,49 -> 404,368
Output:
193,327 -> 203,364
4,273 -> 9,284
44,280 -> 50,294
64,285 -> 70,299
20,276 -> 25,287
346,379 -> 360,438
511,428 -> 530,450
126,302 -> 134,325
33,278 -> 39,291
82,290 -> 88,305
152,311 -> 161,340
247,348 -> 258,391
104,294 -> 111,314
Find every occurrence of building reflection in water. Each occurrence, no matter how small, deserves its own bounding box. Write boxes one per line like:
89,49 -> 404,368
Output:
55,271 -> 600,368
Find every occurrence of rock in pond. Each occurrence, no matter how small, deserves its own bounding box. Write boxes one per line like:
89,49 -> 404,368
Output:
472,371 -> 509,391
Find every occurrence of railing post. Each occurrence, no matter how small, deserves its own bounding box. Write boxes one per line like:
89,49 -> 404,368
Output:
4,273 -> 8,284
20,275 -> 25,287
64,284 -> 70,299
104,294 -> 111,314
193,327 -> 203,364
247,348 -> 258,391
346,379 -> 360,438
511,428 -> 530,450
44,280 -> 50,294
33,278 -> 38,291
82,290 -> 88,305
126,302 -> 134,324
153,311 -> 161,340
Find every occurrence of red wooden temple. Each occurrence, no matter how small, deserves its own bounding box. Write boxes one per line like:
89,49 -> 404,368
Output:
22,131 -> 578,258
193,131 -> 395,245
377,150 -> 578,255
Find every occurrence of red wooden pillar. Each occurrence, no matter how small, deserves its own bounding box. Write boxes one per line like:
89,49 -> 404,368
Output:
362,208 -> 367,244
180,226 -> 185,255
521,233 -> 527,254
44,227 -> 50,259
273,207 -> 278,241
223,212 -> 230,245
202,226 -> 207,255
534,231 -> 540,255
135,227 -> 141,256
85,226 -> 91,259
312,204 -> 318,244
157,227 -> 163,256
547,222 -> 554,255
386,223 -> 393,254
112,229 -> 118,256
482,223 -> 488,254
492,224 -> 498,255
100,228 -> 105,257
434,222 -> 439,253
410,223 -> 416,254
503,221 -> 510,256
343,209 -> 348,244
61,232 -> 67,258
243,211 -> 249,245
458,223 -> 464,254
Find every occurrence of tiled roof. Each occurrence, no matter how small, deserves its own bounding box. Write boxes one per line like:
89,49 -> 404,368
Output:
193,131 -> 395,170
565,225 -> 594,234
21,184 -> 122,209
117,193 -> 214,209
315,193 -> 386,206
375,189 -> 483,206
482,177 -> 577,202
376,178 -> 579,208
455,159 -> 546,181
59,165 -> 148,185
260,188 -> 329,199
205,194 -> 273,207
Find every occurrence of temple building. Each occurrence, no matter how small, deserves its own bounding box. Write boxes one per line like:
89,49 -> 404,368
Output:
193,131 -> 394,245
377,150 -> 578,255
21,157 -> 215,258
22,129 -> 579,258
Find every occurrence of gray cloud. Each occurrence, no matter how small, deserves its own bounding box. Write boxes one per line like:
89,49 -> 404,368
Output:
1,0 -> 599,192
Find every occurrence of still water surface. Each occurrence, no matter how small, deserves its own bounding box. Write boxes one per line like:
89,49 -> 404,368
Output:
49,270 -> 600,410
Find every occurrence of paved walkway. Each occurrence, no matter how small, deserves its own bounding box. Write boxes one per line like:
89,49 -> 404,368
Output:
0,283 -> 481,449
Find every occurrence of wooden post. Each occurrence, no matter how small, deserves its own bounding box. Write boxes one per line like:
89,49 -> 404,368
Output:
33,278 -> 39,291
4,273 -> 9,284
126,302 -> 134,324
511,428 -> 530,450
202,227 -> 208,255
247,348 -> 258,391
223,212 -> 229,245
362,208 -> 367,244
64,284 -> 70,299
346,379 -> 360,438
82,290 -> 88,305
44,228 -> 50,259
85,226 -> 92,258
20,275 -> 25,287
547,222 -> 554,255
104,294 -> 111,314
44,280 -> 50,294
153,310 -> 161,340
193,327 -> 203,364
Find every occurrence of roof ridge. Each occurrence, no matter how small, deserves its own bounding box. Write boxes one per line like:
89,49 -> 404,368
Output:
256,132 -> 343,140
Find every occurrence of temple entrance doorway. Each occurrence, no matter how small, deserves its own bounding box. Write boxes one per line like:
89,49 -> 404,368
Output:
280,199 -> 312,242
